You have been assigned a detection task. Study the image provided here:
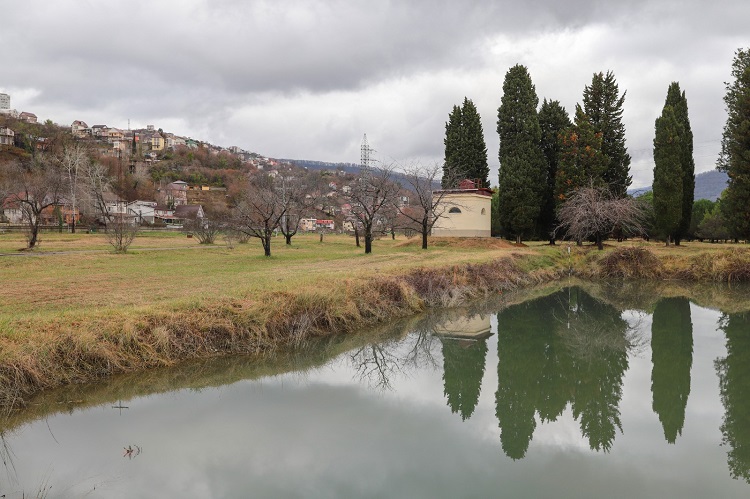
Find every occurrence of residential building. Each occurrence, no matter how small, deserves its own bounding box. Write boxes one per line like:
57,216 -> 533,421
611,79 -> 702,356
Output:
149,131 -> 165,152
127,200 -> 157,224
19,112 -> 37,124
91,125 -> 109,139
431,179 -> 493,238
0,127 -> 14,146
71,120 -> 90,138
0,93 -> 9,111
158,180 -> 188,207
174,204 -> 205,222
316,219 -> 335,231
300,218 -> 317,232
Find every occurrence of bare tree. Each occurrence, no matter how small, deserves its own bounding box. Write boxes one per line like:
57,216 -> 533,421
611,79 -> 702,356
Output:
555,185 -> 647,250
3,156 -> 67,249
59,143 -> 90,233
184,217 -> 220,244
79,160 -> 114,224
395,163 -> 455,249
106,219 -> 138,252
278,173 -> 319,245
346,164 -> 401,254
230,174 -> 286,257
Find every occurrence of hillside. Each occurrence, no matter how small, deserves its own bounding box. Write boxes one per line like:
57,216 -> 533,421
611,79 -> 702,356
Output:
629,169 -> 728,201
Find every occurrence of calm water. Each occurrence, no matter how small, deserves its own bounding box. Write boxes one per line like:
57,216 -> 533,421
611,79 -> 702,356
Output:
2,283 -> 750,498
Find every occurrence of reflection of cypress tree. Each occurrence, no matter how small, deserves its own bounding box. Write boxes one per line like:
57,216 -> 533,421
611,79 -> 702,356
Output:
651,297 -> 693,444
568,292 -> 630,452
716,312 -> 750,482
495,288 -> 631,458
441,337 -> 488,421
496,294 -> 567,459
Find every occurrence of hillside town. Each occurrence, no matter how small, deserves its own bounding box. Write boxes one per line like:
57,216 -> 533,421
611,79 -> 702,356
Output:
0,91 -> 431,236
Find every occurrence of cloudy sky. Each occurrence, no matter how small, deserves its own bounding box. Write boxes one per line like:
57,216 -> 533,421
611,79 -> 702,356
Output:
2,0 -> 747,188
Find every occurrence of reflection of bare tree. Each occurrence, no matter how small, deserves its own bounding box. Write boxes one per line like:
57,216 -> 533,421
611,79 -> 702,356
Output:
1,431 -> 18,487
349,319 -> 441,390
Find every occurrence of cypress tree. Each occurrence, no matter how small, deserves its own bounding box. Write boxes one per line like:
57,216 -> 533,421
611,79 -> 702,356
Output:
497,64 -> 546,243
460,97 -> 489,187
653,105 -> 683,245
442,99 -> 489,188
583,71 -> 632,197
555,104 -> 607,203
538,99 -> 571,243
442,104 -> 463,187
718,48 -> 750,240
664,82 -> 695,245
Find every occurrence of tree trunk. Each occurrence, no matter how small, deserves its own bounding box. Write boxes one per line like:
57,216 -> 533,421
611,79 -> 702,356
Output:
263,228 -> 272,257
596,233 -> 603,250
548,237 -> 556,245
365,229 -> 373,254
285,233 -> 292,245
71,219 -> 76,234
422,223 -> 428,250
515,234 -> 521,245
665,235 -> 671,247
28,226 -> 39,249
319,232 -> 324,242
355,227 -> 360,247
391,228 -> 395,240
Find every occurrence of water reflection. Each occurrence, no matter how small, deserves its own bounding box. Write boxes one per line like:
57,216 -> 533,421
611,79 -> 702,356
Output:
651,297 -> 693,443
495,288 -> 634,458
4,283 -> 750,496
716,310 -> 750,481
441,336 -> 488,421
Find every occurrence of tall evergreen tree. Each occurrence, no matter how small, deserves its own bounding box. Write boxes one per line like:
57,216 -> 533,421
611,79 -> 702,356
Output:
497,64 -> 546,243
652,105 -> 684,245
718,48 -> 750,240
583,71 -> 632,197
460,97 -> 489,187
442,99 -> 489,188
442,104 -> 463,187
555,104 -> 607,203
664,82 -> 695,244
538,99 -> 571,243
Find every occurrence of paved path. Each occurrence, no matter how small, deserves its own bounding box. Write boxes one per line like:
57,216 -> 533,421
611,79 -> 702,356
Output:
0,245 -> 227,257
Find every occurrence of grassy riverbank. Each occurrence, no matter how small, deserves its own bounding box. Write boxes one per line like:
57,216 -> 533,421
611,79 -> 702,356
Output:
1,231 -> 749,410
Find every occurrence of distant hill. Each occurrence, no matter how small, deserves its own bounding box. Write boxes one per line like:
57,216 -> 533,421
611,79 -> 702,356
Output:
280,159 -> 361,175
280,158 -> 441,191
629,169 -> 728,201
694,170 -> 729,201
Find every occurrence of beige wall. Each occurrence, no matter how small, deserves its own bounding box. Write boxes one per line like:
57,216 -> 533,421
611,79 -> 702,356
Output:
432,192 -> 492,238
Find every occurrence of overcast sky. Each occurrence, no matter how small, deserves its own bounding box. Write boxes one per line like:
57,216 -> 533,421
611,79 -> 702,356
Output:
2,0 -> 747,188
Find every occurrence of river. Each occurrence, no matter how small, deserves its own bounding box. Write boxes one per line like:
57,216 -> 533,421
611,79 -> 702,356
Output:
1,281 -> 749,498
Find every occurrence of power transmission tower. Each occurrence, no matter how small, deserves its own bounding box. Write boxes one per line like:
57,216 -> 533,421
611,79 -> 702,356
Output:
361,133 -> 376,170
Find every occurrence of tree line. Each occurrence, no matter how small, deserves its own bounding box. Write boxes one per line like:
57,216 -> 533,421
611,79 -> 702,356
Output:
442,47 -> 750,246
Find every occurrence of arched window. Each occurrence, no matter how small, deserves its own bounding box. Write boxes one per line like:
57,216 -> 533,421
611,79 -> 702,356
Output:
448,207 -> 462,214
481,208 -> 486,215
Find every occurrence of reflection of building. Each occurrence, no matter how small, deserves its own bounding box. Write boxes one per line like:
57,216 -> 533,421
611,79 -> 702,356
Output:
432,179 -> 493,238
434,314 -> 492,340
